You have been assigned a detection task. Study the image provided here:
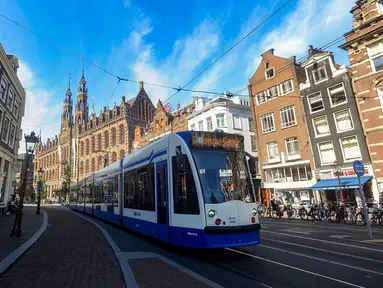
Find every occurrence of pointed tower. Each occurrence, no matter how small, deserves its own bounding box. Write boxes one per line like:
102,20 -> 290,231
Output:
74,59 -> 89,135
61,71 -> 73,133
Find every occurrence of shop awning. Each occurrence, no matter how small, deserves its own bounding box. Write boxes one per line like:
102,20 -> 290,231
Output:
311,176 -> 372,190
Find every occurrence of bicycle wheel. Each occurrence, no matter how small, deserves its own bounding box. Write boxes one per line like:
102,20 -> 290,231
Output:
271,210 -> 279,219
345,212 -> 355,225
379,215 -> 383,227
356,212 -> 366,226
290,208 -> 297,219
330,210 -> 337,223
299,208 -> 308,220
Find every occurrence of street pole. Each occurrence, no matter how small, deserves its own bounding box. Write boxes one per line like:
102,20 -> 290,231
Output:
36,179 -> 41,214
337,173 -> 346,208
358,175 -> 373,239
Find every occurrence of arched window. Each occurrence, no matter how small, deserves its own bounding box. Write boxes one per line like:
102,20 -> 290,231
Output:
91,137 -> 95,153
120,125 -> 125,144
80,141 -> 84,157
91,158 -> 95,172
98,156 -> 103,170
119,150 -> 125,159
85,139 -> 89,155
80,161 -> 84,175
112,152 -> 117,163
112,128 -> 117,146
97,134 -> 102,151
104,131 -> 109,148
85,160 -> 89,174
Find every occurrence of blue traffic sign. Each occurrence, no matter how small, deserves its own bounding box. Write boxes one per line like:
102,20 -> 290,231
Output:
353,160 -> 365,177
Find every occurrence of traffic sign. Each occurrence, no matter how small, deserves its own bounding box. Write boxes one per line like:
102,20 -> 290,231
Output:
13,161 -> 22,173
353,160 -> 365,177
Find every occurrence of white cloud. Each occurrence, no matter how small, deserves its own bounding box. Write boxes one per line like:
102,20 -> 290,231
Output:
18,61 -> 61,153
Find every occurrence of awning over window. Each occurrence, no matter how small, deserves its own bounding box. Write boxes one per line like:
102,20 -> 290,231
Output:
311,176 -> 372,191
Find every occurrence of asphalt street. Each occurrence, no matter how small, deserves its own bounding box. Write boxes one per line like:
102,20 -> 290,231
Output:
54,208 -> 383,287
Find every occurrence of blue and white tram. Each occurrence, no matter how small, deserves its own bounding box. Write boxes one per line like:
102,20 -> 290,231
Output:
69,131 -> 260,248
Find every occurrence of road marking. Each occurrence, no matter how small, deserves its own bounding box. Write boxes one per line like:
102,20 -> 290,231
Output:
262,230 -> 383,253
282,229 -> 311,235
262,237 -> 383,264
226,248 -> 365,288
362,239 -> 383,243
329,235 -> 353,240
258,244 -> 383,276
261,220 -> 383,235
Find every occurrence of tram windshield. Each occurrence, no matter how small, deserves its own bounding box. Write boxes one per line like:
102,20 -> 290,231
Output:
192,149 -> 255,204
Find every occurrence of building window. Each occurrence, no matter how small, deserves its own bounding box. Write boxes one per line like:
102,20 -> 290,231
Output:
198,120 -> 204,131
7,90 -> 14,110
13,99 -> 19,119
285,137 -> 299,158
260,112 -> 275,134
120,150 -> 125,158
329,83 -> 347,106
378,88 -> 383,111
334,109 -> 354,132
104,131 -> 109,148
265,68 -> 275,79
112,128 -> 117,146
280,79 -> 294,95
267,86 -> 279,99
91,158 -> 95,172
91,137 -> 95,153
267,142 -> 279,163
367,41 -> 383,72
216,114 -> 225,127
85,160 -> 89,174
80,161 -> 84,175
97,134 -> 102,150
248,118 -> 254,132
256,91 -> 266,105
318,141 -> 336,164
206,117 -> 213,131
8,122 -> 16,148
1,116 -> 10,143
265,165 -> 312,183
308,92 -> 324,113
280,105 -> 296,128
340,136 -> 361,162
312,115 -> 330,137
233,115 -> 242,129
85,139 -> 89,155
112,152 -> 117,162
0,78 -> 7,102
250,135 -> 257,152
120,126 -> 125,144
190,124 -> 196,131
0,109 -> 3,132
312,66 -> 327,83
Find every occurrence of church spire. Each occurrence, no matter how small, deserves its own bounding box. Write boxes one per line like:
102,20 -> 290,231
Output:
64,70 -> 72,105
78,56 -> 87,94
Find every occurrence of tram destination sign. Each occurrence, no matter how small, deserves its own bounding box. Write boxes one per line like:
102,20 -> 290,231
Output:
190,131 -> 244,151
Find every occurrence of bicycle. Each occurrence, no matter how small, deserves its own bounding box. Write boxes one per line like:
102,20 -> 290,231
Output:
282,203 -> 297,220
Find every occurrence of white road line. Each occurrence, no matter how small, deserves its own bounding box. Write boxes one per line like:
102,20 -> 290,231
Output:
258,244 -> 383,276
262,237 -> 383,265
261,220 -> 383,235
226,248 -> 365,288
262,230 -> 383,253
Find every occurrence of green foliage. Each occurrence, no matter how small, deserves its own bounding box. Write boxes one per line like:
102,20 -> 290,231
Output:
40,179 -> 48,200
61,165 -> 71,202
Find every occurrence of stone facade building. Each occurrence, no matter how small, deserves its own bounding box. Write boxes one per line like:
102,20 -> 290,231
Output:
0,43 -> 25,211
299,46 -> 377,203
132,100 -> 194,151
340,0 -> 383,193
33,69 -> 155,199
248,48 -> 316,205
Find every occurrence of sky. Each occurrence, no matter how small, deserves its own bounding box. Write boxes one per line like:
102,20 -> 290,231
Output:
0,0 -> 355,149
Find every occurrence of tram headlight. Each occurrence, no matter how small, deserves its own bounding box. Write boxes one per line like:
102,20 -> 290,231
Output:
208,209 -> 216,218
252,208 -> 257,216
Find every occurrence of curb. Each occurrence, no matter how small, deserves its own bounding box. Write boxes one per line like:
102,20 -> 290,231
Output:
0,210 -> 48,275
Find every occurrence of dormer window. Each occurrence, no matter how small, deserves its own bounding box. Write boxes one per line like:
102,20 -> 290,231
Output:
265,68 -> 275,79
312,66 -> 327,83
367,41 -> 383,72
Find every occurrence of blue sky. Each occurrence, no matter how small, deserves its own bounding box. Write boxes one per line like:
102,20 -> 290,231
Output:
0,0 -> 355,144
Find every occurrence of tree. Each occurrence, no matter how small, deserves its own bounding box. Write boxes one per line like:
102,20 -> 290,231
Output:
61,165 -> 71,203
40,179 -> 48,201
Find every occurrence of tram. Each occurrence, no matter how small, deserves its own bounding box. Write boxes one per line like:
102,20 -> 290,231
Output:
69,131 -> 261,248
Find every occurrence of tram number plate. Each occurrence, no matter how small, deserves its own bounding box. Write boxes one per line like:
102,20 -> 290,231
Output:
133,211 -> 141,217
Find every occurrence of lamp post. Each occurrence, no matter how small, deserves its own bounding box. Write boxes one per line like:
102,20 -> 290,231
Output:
10,131 -> 39,237
36,167 -> 44,215
333,161 -> 346,209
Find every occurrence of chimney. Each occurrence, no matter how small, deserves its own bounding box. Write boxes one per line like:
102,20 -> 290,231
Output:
177,103 -> 180,110
121,96 -> 126,103
308,45 -> 314,57
139,81 -> 144,90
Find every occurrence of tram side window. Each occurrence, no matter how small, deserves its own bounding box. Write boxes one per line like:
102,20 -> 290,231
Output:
172,155 -> 200,215
114,175 -> 119,207
124,164 -> 155,211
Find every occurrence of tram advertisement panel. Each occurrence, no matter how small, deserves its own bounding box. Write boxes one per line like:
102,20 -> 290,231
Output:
190,131 -> 244,151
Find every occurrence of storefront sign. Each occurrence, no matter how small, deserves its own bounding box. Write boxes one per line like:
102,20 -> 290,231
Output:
320,168 -> 369,179
353,160 -> 365,177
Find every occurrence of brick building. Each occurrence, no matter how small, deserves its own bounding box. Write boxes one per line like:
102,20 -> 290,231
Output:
33,69 -> 155,199
340,0 -> 383,194
248,49 -> 315,205
132,100 -> 194,151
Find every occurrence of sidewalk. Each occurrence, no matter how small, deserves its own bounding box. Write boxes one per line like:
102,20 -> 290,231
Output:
0,207 -> 43,262
0,208 -> 222,288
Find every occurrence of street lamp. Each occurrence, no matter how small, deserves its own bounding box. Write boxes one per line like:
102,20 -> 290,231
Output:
36,167 -> 44,214
333,161 -> 346,209
10,131 -> 39,237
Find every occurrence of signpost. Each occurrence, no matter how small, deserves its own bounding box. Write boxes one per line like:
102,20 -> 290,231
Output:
353,160 -> 372,239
